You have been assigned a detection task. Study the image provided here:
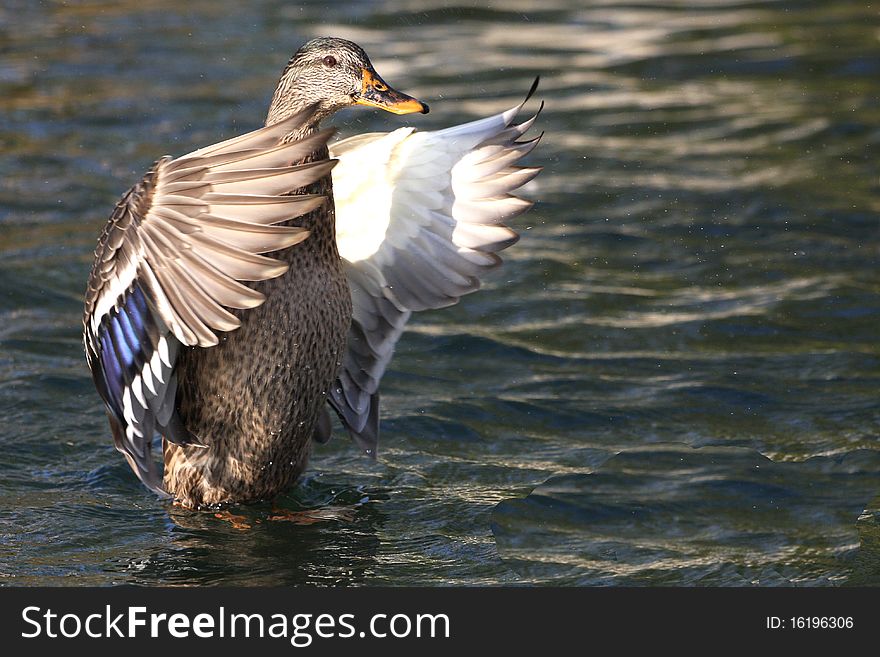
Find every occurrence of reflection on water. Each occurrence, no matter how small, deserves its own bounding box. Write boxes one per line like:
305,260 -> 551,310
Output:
493,444 -> 880,585
1,0 -> 878,586
124,483 -> 383,587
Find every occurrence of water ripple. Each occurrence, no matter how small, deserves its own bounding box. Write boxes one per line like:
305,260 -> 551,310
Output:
1,0 -> 878,585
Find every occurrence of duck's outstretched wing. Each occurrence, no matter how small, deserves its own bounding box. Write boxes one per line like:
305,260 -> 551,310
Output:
329,80 -> 542,455
83,108 -> 336,495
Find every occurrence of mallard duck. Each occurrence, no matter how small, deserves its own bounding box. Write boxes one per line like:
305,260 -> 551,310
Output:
83,37 -> 542,509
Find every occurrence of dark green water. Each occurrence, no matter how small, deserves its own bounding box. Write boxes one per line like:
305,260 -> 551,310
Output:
1,0 -> 878,586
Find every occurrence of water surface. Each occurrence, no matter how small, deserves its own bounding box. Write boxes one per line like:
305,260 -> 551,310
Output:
1,0 -> 879,585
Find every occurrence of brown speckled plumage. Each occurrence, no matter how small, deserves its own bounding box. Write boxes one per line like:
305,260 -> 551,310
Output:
167,144 -> 351,507
158,37 -> 423,507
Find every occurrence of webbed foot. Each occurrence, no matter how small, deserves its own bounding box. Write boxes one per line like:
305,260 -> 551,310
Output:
213,509 -> 256,530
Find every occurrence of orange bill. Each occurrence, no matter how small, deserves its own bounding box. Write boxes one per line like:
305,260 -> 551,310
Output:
355,68 -> 429,115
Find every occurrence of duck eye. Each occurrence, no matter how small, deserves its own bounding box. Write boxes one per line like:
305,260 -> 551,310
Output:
323,55 -> 337,67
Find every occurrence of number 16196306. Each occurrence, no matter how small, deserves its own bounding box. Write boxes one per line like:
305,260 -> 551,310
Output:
766,617 -> 854,629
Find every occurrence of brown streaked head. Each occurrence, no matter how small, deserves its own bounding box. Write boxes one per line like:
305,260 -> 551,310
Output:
266,36 -> 428,127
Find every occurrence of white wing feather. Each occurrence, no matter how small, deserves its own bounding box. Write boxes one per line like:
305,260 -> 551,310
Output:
328,82 -> 542,452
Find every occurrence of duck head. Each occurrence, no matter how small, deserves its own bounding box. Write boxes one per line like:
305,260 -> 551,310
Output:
266,37 -> 429,129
